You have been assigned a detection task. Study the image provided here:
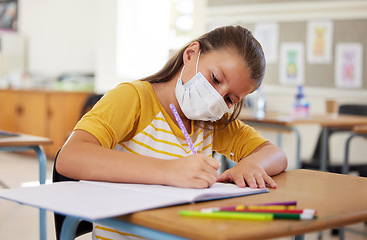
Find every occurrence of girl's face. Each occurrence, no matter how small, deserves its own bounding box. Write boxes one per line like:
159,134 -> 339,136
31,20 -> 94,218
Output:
183,48 -> 256,109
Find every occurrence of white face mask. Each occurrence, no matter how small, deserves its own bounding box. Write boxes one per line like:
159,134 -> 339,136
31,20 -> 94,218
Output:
175,51 -> 229,121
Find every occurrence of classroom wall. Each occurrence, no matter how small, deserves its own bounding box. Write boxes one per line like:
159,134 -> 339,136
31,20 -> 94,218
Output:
13,0 -> 367,170
203,0 -> 367,169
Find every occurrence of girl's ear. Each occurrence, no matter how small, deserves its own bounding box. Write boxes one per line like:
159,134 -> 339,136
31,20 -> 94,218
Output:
183,42 -> 200,65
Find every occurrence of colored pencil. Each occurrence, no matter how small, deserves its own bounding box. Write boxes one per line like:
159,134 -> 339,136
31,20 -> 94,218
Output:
179,211 -> 316,220
256,201 -> 297,206
202,208 -> 316,215
179,210 -> 273,221
201,205 -> 296,212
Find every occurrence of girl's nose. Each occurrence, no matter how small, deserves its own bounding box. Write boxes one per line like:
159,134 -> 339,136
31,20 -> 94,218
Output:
215,85 -> 227,98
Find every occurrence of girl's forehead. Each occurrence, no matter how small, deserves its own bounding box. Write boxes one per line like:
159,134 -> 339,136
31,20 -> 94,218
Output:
202,48 -> 247,68
202,49 -> 255,98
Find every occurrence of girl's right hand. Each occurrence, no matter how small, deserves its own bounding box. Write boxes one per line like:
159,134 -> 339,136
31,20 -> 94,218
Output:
163,154 -> 221,189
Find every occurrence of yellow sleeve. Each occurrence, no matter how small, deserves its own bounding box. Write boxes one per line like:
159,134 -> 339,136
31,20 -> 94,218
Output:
74,83 -> 141,149
213,117 -> 268,162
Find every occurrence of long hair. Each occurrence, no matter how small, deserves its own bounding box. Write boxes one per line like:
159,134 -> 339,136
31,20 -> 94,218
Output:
140,25 -> 266,126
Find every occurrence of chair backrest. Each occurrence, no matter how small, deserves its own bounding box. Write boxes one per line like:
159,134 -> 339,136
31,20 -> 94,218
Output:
81,94 -> 104,117
52,149 -> 93,239
339,104 -> 367,116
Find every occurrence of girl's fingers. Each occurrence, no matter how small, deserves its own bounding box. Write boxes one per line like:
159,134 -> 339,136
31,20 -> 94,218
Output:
263,175 -> 277,189
233,174 -> 249,188
204,156 -> 221,170
253,173 -> 266,189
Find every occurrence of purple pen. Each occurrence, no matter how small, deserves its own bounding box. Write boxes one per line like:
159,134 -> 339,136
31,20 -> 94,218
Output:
169,104 -> 197,154
256,201 -> 297,206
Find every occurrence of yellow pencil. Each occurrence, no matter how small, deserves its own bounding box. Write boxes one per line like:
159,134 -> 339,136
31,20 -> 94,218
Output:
179,210 -> 273,221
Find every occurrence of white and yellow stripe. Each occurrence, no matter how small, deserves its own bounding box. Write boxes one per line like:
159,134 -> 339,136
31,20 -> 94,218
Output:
114,112 -> 213,159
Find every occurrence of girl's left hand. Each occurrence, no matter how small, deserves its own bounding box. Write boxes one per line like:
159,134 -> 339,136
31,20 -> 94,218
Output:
217,159 -> 277,189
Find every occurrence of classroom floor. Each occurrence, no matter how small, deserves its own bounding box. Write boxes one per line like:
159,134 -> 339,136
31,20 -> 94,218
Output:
0,152 -> 366,240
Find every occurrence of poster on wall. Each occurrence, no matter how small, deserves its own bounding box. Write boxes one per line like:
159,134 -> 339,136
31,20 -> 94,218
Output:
0,0 -> 18,31
253,22 -> 279,64
279,42 -> 305,86
307,21 -> 333,64
335,43 -> 363,88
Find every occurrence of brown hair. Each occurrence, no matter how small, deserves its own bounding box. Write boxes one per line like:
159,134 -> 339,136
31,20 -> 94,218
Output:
141,25 -> 266,126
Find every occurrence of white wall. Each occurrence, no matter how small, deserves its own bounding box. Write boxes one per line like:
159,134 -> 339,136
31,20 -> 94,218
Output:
94,0 -> 120,93
19,0 -> 97,77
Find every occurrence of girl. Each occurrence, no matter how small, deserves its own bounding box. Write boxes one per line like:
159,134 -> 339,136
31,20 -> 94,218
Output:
56,25 -> 287,239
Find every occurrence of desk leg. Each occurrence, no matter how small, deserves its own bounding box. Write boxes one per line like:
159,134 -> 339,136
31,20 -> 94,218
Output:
60,216 -> 82,240
292,127 -> 301,169
31,146 -> 47,185
343,133 -> 355,174
277,132 -> 282,148
39,209 -> 47,240
294,234 -> 305,240
32,146 -> 47,240
320,128 -> 329,171
270,126 -> 302,169
339,227 -> 345,240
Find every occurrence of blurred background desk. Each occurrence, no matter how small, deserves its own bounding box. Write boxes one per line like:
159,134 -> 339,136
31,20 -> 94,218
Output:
311,114 -> 367,172
239,112 -> 367,172
0,131 -> 52,240
239,111 -> 315,169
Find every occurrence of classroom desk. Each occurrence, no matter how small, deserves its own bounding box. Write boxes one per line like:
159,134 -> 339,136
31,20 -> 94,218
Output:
0,132 -> 52,240
60,169 -> 367,240
239,112 -> 367,171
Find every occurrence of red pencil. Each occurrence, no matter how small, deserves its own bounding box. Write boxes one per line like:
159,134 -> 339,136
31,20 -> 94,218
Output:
227,209 -> 317,215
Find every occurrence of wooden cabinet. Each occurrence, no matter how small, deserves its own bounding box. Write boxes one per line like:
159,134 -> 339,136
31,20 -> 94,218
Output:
0,89 -> 92,159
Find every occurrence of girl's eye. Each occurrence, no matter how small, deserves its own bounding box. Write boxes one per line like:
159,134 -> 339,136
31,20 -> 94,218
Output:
225,95 -> 233,105
212,73 -> 220,84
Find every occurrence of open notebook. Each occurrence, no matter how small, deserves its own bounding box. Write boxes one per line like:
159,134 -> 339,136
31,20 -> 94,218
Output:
0,181 -> 268,221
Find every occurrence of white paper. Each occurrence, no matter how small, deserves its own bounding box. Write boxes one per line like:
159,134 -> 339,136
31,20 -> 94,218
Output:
335,43 -> 363,88
83,181 -> 266,202
279,42 -> 305,86
0,182 -> 268,221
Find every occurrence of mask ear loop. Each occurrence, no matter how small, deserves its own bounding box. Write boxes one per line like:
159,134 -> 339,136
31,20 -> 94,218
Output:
179,65 -> 185,80
196,51 -> 201,74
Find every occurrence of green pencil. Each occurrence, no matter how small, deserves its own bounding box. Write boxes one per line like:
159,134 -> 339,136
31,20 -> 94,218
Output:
218,211 -> 316,220
179,211 -> 317,220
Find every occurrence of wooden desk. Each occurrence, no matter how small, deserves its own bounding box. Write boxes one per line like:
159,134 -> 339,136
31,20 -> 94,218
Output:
61,169 -> 367,240
0,132 -> 52,240
239,112 -> 367,171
